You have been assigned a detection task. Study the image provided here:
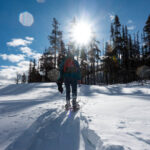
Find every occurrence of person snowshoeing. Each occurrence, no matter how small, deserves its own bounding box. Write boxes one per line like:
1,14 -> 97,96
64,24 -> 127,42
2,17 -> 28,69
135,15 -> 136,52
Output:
57,51 -> 81,110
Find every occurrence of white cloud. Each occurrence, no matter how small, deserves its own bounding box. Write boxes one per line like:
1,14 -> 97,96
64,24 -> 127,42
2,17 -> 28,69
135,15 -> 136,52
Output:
20,47 -> 33,56
0,52 -> 41,84
109,14 -> 115,21
32,53 -> 42,60
0,66 -> 15,84
25,37 -> 34,41
128,25 -> 136,30
20,46 -> 42,59
127,20 -> 135,31
4,36 -> 41,62
0,66 -> 9,68
17,61 -> 30,69
0,54 -> 25,63
19,11 -> 34,27
0,61 -> 30,85
7,38 -> 32,47
1,35 -> 42,84
127,20 -> 133,24
36,0 -> 45,3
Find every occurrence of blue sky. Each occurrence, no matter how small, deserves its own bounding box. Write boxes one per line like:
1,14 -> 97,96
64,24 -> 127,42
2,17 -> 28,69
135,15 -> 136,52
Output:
0,0 -> 150,84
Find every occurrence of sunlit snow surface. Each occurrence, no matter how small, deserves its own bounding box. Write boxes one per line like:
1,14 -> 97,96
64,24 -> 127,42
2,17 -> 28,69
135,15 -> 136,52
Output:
0,82 -> 150,150
19,12 -> 34,27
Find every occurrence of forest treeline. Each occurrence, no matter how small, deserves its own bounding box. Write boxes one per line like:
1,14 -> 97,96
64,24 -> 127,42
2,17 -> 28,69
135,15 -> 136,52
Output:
19,15 -> 150,85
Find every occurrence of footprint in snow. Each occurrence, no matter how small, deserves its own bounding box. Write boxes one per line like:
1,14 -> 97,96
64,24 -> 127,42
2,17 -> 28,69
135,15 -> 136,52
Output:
117,121 -> 126,129
120,121 -> 125,124
134,132 -> 141,135
118,126 -> 126,129
87,116 -> 92,122
28,117 -> 33,120
8,114 -> 18,117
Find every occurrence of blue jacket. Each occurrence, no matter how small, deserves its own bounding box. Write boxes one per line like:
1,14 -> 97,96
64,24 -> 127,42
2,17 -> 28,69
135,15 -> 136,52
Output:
58,57 -> 81,81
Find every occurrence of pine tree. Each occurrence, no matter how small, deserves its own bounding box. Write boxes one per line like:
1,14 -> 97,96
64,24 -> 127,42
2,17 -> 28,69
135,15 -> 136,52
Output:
121,25 -> 129,83
111,15 -> 122,60
141,33 -> 145,65
102,42 -> 113,84
88,40 -> 96,84
48,18 -> 62,68
143,15 -> 150,66
57,38 -> 66,67
80,47 -> 88,84
32,59 -> 37,82
128,34 -> 135,82
144,15 -> 150,53
21,73 -> 26,83
108,15 -> 122,83
28,60 -> 32,83
28,59 -> 42,83
87,38 -> 101,85
39,49 -> 54,81
94,39 -> 101,84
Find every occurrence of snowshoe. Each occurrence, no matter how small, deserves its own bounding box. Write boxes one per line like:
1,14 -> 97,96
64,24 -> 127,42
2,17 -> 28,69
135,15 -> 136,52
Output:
73,104 -> 80,112
65,101 -> 71,110
72,100 -> 80,112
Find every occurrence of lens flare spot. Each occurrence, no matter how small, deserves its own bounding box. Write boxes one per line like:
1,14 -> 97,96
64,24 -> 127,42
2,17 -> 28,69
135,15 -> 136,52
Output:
19,11 -> 34,27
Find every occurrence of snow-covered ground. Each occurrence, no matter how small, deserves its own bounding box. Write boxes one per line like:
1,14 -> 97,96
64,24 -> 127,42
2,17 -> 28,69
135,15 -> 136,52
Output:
0,82 -> 150,150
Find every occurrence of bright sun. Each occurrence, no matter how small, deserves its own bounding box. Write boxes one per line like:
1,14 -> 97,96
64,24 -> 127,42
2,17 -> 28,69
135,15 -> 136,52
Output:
71,21 -> 93,46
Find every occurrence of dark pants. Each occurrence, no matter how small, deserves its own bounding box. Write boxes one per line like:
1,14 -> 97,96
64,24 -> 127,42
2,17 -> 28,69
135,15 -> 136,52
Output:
64,78 -> 77,101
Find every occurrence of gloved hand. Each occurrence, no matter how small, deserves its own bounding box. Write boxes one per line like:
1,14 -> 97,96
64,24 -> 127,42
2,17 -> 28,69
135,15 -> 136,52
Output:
58,85 -> 63,93
57,80 -> 63,94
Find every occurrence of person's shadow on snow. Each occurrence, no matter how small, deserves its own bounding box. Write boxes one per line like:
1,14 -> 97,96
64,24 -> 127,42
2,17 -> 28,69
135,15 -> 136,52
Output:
6,109 -> 80,150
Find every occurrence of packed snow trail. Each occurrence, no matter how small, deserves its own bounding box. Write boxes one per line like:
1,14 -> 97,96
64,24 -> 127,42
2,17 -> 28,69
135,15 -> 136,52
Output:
0,82 -> 150,150
6,110 -> 80,150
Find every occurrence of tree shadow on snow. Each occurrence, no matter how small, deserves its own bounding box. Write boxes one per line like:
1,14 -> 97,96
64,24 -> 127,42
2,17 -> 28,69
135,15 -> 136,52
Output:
0,89 -> 65,115
0,83 -> 57,96
80,84 -> 150,101
0,99 -> 47,115
0,84 -> 37,96
6,109 -> 80,150
0,84 -> 66,115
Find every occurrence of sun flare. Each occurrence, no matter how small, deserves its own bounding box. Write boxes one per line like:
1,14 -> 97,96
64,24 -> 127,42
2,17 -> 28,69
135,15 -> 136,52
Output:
71,21 -> 93,46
